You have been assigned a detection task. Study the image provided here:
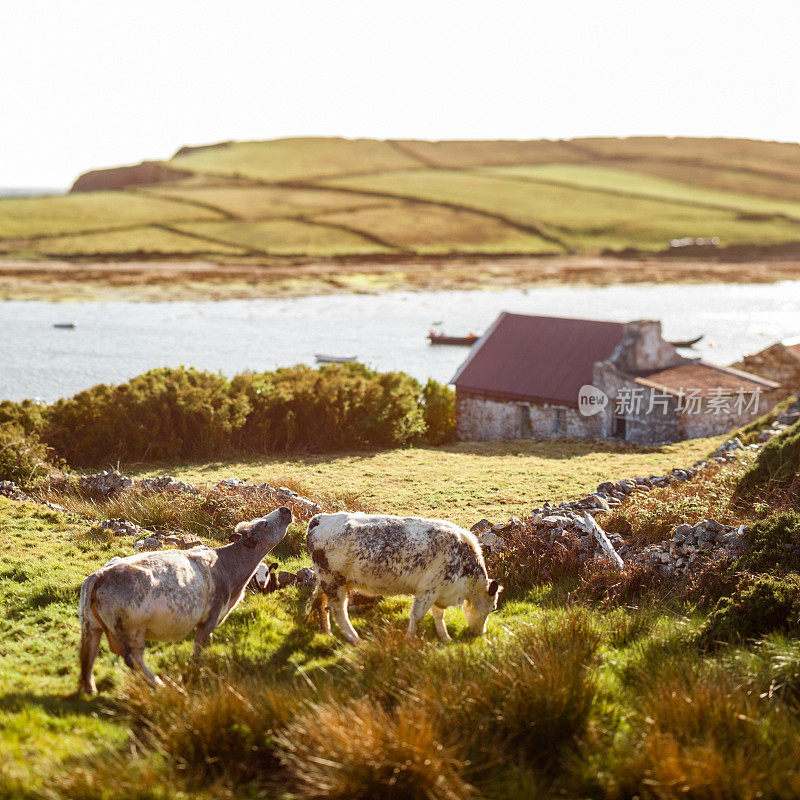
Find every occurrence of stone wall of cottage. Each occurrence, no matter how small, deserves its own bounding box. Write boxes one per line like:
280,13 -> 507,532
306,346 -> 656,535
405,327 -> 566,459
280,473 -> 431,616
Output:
455,391 -> 599,441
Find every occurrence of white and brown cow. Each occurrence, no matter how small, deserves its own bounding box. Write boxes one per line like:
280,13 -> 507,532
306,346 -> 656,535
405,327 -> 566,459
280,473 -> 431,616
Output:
78,507 -> 292,693
306,512 -> 502,643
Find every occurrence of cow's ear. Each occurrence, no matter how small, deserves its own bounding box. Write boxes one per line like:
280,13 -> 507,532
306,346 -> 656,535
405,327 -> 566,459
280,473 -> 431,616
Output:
488,580 -> 502,597
269,562 -> 279,571
228,532 -> 242,542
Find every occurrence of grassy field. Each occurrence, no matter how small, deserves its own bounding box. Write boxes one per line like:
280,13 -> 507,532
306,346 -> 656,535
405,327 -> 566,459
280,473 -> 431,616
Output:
130,437 -> 724,528
3,136 -> 800,268
5,434 -> 800,798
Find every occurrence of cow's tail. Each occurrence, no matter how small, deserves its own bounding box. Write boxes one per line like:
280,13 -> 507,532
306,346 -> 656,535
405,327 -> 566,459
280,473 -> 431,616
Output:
79,572 -> 101,632
306,514 -> 321,551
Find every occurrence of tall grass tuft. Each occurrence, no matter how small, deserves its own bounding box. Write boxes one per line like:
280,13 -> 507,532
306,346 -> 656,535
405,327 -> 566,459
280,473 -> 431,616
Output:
277,699 -> 475,800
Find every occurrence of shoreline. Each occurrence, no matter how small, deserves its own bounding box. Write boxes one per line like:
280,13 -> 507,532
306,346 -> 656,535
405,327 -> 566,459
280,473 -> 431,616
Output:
2,254 -> 800,302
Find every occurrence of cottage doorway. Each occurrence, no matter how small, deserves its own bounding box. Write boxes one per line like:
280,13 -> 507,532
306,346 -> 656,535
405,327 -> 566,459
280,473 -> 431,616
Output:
518,404 -> 532,438
612,414 -> 627,439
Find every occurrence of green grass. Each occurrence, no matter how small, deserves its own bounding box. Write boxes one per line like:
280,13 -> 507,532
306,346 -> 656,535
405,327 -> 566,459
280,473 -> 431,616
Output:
170,137 -> 423,181
318,201 -> 559,254
480,163 -> 800,220
0,192 -> 221,238
21,226 -> 249,257
130,436 -> 725,527
173,218 -> 394,256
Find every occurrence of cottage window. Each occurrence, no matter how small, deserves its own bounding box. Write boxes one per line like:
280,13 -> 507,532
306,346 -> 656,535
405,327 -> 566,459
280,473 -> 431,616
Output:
553,408 -> 567,434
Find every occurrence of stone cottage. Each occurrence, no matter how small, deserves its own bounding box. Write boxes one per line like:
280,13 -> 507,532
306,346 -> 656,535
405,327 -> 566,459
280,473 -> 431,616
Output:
451,312 -> 780,444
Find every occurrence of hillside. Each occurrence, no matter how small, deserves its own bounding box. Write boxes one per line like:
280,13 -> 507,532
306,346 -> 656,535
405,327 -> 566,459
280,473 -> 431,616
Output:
3,136 -> 800,262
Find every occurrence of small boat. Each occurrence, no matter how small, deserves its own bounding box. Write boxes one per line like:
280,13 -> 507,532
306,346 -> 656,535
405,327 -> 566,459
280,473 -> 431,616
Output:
53,323 -> 76,329
315,354 -> 358,363
669,335 -> 704,348
428,330 -> 479,346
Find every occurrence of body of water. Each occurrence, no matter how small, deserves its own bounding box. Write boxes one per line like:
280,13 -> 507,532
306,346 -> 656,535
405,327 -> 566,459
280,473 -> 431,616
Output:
2,282 -> 799,402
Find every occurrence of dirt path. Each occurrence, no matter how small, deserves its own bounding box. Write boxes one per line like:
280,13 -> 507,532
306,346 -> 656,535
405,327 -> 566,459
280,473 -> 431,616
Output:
1,254 -> 800,302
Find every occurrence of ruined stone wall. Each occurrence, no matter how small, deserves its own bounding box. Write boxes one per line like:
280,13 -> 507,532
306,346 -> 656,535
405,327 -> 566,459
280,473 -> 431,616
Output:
730,344 -> 800,400
607,320 -> 683,373
679,390 -> 779,439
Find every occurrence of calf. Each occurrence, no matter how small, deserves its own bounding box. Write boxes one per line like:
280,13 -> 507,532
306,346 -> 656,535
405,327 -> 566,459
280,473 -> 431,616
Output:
306,512 -> 502,643
78,507 -> 292,693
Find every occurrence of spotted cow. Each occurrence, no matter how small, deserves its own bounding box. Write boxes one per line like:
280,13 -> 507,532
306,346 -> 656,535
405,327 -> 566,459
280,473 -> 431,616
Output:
306,512 -> 502,642
78,507 -> 292,693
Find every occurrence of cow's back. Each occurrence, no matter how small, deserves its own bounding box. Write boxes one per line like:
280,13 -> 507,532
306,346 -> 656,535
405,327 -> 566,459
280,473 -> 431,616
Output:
92,550 -> 217,641
307,513 -> 486,596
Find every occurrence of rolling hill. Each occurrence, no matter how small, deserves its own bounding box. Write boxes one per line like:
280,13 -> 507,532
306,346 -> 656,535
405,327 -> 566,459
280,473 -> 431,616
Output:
3,136 -> 800,261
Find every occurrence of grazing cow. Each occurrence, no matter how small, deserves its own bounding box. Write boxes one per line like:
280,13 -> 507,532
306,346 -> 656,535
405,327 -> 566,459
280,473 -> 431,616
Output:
78,507 -> 292,693
306,512 -> 502,643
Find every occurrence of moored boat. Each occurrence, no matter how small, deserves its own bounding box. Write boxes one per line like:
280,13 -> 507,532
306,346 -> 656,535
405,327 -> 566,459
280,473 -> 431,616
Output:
315,354 -> 358,363
428,330 -> 478,346
669,335 -> 703,348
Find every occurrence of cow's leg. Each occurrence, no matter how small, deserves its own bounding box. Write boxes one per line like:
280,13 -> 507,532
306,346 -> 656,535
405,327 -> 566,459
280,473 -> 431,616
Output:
192,617 -> 218,661
79,623 -> 102,694
121,630 -> 164,688
430,604 -> 451,642
310,583 -> 331,635
408,593 -> 436,639
327,585 -> 360,644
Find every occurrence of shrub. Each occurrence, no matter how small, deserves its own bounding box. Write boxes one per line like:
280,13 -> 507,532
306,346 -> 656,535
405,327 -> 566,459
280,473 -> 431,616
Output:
231,363 -> 426,453
421,379 -> 456,445
0,399 -> 47,437
737,419 -> 800,498
698,574 -> 800,647
572,560 -> 669,608
484,525 -> 584,599
738,510 -> 800,573
43,367 -> 249,465
0,423 -> 53,487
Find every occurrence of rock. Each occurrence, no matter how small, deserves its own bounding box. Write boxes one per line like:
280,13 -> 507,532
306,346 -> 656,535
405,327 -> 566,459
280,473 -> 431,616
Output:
589,493 -> 611,511
277,571 -> 297,589
163,535 -> 182,546
470,519 -> 493,534
79,469 -> 133,497
542,515 -> 572,527
138,475 -> 198,495
0,480 -> 26,501
478,531 -> 505,553
597,481 -> 615,494
178,535 -> 203,548
134,536 -> 163,551
100,518 -> 143,537
295,567 -> 316,587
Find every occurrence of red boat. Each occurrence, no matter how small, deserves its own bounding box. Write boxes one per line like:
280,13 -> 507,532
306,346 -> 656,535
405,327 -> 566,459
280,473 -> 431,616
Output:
428,330 -> 479,346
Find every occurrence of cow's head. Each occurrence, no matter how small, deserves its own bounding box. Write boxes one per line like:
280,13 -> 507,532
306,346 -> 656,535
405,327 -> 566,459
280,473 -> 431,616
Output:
232,506 -> 292,551
463,578 -> 503,635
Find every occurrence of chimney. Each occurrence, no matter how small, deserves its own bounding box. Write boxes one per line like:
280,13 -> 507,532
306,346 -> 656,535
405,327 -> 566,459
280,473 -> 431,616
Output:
608,320 -> 683,373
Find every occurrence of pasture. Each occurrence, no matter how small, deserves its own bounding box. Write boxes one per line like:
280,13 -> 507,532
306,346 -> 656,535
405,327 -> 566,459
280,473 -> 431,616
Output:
4,136 -> 800,266
6,433 -> 800,798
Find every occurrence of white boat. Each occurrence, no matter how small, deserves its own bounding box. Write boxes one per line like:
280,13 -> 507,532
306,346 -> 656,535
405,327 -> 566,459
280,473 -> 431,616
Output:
315,354 -> 358,363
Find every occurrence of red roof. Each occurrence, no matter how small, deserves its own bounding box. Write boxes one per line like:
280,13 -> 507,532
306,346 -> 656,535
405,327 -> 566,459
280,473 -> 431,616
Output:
784,338 -> 800,361
451,312 -> 626,407
635,361 -> 780,396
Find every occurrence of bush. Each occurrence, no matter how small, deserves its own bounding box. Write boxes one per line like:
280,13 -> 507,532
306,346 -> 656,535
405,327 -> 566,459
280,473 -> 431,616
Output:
738,510 -> 800,573
0,399 -> 47,437
421,379 -> 456,445
0,423 -> 52,487
231,363 -> 426,453
737,419 -> 800,498
43,367 -> 249,465
735,394 -> 798,445
698,574 -> 800,647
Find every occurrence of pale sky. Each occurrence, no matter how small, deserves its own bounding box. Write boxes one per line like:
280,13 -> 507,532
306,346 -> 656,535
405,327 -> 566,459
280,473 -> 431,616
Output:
2,0 -> 798,188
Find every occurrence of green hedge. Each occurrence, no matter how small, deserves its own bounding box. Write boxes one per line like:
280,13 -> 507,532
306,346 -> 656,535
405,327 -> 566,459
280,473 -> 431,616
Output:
737,419 -> 800,498
5,364 -> 456,466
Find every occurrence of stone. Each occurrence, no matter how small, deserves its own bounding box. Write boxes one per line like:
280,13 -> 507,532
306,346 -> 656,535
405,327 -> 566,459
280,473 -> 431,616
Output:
79,470 -> 133,497
478,531 -> 505,552
470,519 -> 493,534
178,535 -> 203,548
99,518 -> 143,537
295,567 -> 316,587
0,481 -> 26,501
674,524 -> 693,537
277,571 -> 297,588
542,515 -> 572,527
134,536 -> 163,551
